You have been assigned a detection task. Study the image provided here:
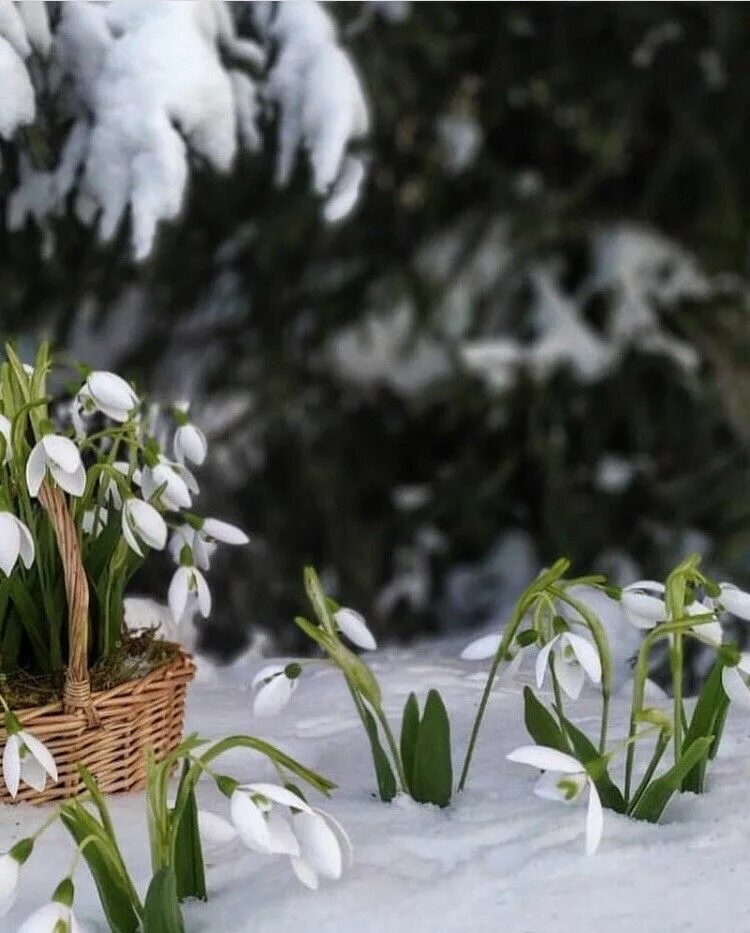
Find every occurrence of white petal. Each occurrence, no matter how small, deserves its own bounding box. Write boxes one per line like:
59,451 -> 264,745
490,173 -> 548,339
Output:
175,424 -> 207,466
313,808 -> 354,869
253,675 -> 297,717
292,811 -> 342,880
13,518 -> 35,569
721,666 -> 750,707
126,499 -> 167,550
334,607 -> 376,651
20,731 -> 57,781
564,632 -> 601,684
736,652 -> 750,676
121,510 -> 144,557
202,518 -> 249,545
2,736 -> 20,798
625,580 -> 665,595
0,514 -> 20,576
535,637 -> 556,689
25,441 -> 46,497
621,591 -> 667,623
168,567 -> 190,622
17,901 -> 68,933
0,853 -> 19,906
555,651 -> 585,700
460,633 -> 501,661
622,608 -> 658,631
0,414 -> 11,464
251,663 -> 287,690
19,756 -> 46,792
41,434 -> 81,474
534,770 -> 586,803
87,371 -> 137,421
197,810 -> 237,847
696,620 -> 723,645
585,782 -> 604,855
193,534 -> 213,570
265,810 -> 301,856
242,783 -> 312,813
151,463 -> 192,510
194,570 -> 212,618
506,744 -> 582,773
230,791 -> 271,853
290,856 -> 319,890
50,461 -> 86,498
720,583 -> 750,622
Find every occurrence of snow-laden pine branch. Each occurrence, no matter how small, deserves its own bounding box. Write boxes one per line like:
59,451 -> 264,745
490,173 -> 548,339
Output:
0,0 -> 369,259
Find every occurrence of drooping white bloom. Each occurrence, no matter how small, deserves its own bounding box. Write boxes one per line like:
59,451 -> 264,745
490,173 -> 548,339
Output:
620,581 -> 667,630
290,807 -> 352,890
460,632 -> 526,681
142,460 -> 193,511
169,524 -> 213,570
721,653 -> 750,707
168,565 -> 211,622
174,422 -> 207,466
17,900 -> 83,933
2,726 -> 58,797
197,810 -> 238,849
230,782 -> 313,856
251,663 -> 300,717
0,413 -> 11,464
333,607 -> 377,650
0,512 -> 35,576
536,631 -> 601,700
684,599 -> 722,645
718,583 -> 750,622
121,498 -> 167,557
201,517 -> 250,546
26,435 -> 86,498
81,370 -> 139,422
507,745 -> 604,855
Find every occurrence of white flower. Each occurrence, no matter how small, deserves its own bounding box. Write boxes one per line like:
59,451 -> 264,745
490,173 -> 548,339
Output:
169,524 -> 213,570
535,631 -> 601,700
2,726 -> 58,797
0,512 -> 35,576
507,745 -> 604,855
684,599 -> 722,645
102,461 -> 140,510
81,370 -> 139,423
121,498 -> 167,557
81,508 -> 108,537
17,900 -> 83,933
142,460 -> 193,511
333,607 -> 377,650
718,583 -> 750,621
251,663 -> 300,716
174,423 -> 207,466
721,652 -> 750,707
168,565 -> 211,622
460,632 -> 526,681
201,517 -> 250,546
290,807 -> 352,890
26,435 -> 86,498
0,413 -> 11,465
197,810 -> 238,849
620,581 -> 667,630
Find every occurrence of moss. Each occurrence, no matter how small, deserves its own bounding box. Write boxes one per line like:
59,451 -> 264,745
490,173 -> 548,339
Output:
0,631 -> 182,711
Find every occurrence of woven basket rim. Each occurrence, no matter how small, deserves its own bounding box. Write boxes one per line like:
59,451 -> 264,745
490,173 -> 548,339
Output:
8,643 -> 195,724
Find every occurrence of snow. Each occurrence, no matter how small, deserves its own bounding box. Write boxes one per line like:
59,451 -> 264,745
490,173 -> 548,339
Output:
4,629 -> 750,931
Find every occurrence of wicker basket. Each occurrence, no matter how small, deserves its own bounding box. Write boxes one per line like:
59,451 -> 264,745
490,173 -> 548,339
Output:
0,482 -> 195,804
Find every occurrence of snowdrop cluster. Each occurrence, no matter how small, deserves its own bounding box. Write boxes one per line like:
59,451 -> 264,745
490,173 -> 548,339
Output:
459,555 -> 750,855
1,0 -> 370,259
0,344 -> 250,678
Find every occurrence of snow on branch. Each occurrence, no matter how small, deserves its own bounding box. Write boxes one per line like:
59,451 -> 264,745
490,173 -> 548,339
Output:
0,0 -> 370,260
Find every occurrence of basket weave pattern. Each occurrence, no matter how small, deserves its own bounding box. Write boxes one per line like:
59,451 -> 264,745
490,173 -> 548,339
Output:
0,481 -> 195,804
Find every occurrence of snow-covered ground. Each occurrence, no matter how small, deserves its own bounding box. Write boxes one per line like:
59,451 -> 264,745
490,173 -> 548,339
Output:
3,638 -> 749,932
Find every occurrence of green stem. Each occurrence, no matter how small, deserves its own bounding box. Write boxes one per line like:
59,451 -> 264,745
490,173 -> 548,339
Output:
627,732 -> 669,815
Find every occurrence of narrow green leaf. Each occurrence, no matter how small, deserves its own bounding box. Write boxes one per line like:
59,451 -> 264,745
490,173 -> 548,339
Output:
400,693 -> 420,795
560,715 -> 627,814
361,705 -> 397,802
173,760 -> 207,902
682,660 -> 728,792
303,566 -> 333,632
5,576 -> 48,669
142,868 -> 185,933
523,687 -> 567,752
631,737 -> 713,823
411,689 -> 453,808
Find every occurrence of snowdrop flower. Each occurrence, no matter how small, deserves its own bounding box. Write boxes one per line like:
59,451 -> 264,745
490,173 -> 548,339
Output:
507,745 -> 604,855
718,583 -> 750,621
0,512 -> 35,576
620,581 -> 667,630
81,508 -> 108,537
334,607 -> 377,650
0,838 -> 32,918
536,630 -> 601,700
198,810 -> 238,849
168,565 -> 211,622
121,498 -> 167,557
26,435 -> 86,498
80,370 -> 139,423
174,422 -> 207,467
251,663 -> 301,716
2,719 -> 58,797
721,653 -> 750,707
169,518 -> 250,571
0,413 -> 11,465
684,599 -> 722,645
142,459 -> 193,511
289,807 -> 352,890
201,517 -> 250,546
460,632 -> 526,680
102,461 -> 140,510
17,878 -> 81,933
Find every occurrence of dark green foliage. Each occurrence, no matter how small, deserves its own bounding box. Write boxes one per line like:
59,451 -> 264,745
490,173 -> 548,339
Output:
403,689 -> 453,807
173,760 -> 207,902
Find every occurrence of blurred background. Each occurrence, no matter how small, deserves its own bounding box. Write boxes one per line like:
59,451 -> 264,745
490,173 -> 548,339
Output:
4,2 -> 750,658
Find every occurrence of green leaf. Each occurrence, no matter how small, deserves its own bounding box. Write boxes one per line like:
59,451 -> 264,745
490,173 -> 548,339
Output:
560,715 -> 627,814
5,576 -> 48,670
630,737 -> 713,823
142,868 -> 185,933
400,693 -> 420,795
361,704 -> 397,802
60,804 -> 141,933
522,687 -> 567,752
303,566 -> 333,632
411,689 -> 453,807
173,760 -> 207,902
681,660 -> 728,792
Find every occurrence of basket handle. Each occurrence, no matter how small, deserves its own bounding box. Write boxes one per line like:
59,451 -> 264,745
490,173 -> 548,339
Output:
39,481 -> 99,727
